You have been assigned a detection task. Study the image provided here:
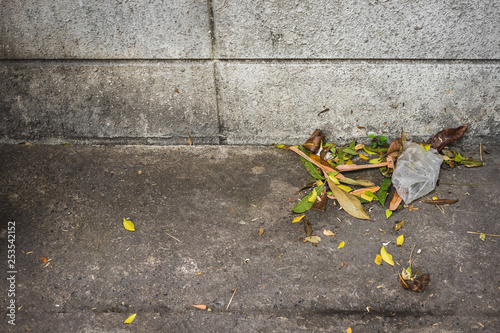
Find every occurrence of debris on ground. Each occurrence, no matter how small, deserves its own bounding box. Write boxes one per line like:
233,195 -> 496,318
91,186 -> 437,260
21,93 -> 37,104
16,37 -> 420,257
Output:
278,125 -> 483,292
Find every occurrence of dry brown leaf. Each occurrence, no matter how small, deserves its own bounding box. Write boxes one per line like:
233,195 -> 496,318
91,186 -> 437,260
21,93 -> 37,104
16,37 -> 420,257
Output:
41,256 -> 48,263
303,129 -> 325,153
387,138 -> 402,156
258,225 -> 264,236
389,191 -> 403,211
311,187 -> 328,211
336,162 -> 388,172
187,133 -> 193,145
394,221 -> 405,231
192,304 -> 207,310
304,217 -> 313,237
323,229 -> 335,237
430,125 -> 467,151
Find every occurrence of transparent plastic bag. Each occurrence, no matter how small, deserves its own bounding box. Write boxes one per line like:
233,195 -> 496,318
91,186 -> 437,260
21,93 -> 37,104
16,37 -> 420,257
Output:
392,141 -> 443,204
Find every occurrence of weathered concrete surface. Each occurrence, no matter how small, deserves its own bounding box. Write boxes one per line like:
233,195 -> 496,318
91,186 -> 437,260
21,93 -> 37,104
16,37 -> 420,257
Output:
1,144 -> 499,332
218,62 -> 500,145
214,0 -> 500,59
0,0 -> 211,59
0,62 -> 219,145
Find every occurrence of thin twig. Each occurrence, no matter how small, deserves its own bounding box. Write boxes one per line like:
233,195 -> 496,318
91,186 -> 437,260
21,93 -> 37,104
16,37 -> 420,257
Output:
467,231 -> 500,237
96,234 -> 101,249
226,288 -> 237,311
409,243 -> 416,271
164,231 -> 182,243
276,266 -> 297,271
480,143 -> 483,162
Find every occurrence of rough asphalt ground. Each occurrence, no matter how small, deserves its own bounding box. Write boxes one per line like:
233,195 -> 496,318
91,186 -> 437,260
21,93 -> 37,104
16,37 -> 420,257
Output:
1,144 -> 499,332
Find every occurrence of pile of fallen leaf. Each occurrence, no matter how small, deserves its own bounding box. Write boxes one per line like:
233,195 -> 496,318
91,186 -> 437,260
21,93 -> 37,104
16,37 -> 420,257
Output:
277,125 -> 483,292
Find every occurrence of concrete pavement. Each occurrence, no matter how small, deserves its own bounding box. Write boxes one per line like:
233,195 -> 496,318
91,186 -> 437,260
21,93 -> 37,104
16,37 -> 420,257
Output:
1,143 -> 499,332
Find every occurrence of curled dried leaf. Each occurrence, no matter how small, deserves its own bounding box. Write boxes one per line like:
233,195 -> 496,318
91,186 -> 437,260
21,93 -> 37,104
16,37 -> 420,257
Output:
303,129 -> 325,153
430,125 -> 467,151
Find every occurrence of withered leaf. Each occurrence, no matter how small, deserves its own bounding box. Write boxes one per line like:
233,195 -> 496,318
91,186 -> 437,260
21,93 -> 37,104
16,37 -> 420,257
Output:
304,216 -> 313,237
311,187 -> 328,211
421,199 -> 458,205
328,179 -> 370,220
387,139 -> 402,156
430,125 -> 468,151
389,190 -> 403,211
399,273 -> 431,292
394,221 -> 405,231
258,225 -> 264,236
303,129 -> 325,153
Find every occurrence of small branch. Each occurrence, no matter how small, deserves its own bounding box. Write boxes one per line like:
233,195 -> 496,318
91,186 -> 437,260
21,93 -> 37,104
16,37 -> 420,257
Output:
467,231 -> 500,237
164,231 -> 182,243
226,288 -> 237,311
409,243 -> 416,271
96,234 -> 101,249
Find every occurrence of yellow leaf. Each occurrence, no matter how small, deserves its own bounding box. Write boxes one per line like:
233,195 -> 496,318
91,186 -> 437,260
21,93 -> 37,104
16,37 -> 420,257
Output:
369,157 -> 383,164
347,328 -> 352,333
337,241 -> 345,249
421,144 -> 431,150
380,245 -> 394,266
363,147 -> 377,155
323,229 -> 335,237
432,195 -> 439,200
328,179 -> 370,220
345,159 -> 353,165
124,313 -> 137,324
360,193 -> 374,202
292,215 -> 305,223
385,209 -> 392,219
308,189 -> 318,202
192,304 -> 207,310
397,235 -> 404,247
123,218 -> 135,231
337,184 -> 352,193
479,233 -> 486,241
328,174 -> 340,185
359,153 -> 369,160
374,254 -> 382,265
305,235 -> 321,243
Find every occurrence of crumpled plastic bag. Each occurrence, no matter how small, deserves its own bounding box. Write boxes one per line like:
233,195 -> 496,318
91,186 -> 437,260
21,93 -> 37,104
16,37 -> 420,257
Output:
392,141 -> 443,204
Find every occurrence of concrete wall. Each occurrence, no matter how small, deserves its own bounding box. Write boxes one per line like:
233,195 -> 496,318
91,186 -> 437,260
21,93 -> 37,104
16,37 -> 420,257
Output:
1,0 -> 499,145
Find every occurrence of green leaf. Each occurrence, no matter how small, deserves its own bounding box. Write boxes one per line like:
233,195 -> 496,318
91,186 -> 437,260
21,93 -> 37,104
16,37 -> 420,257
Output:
298,146 -> 324,180
341,147 -> 357,155
293,185 -> 324,213
385,209 -> 393,219
378,178 -> 392,206
363,191 -> 379,200
379,136 -> 387,142
328,179 -> 370,220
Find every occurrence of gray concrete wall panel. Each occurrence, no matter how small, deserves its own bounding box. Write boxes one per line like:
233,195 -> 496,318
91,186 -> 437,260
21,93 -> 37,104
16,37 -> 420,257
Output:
218,62 -> 500,144
214,0 -> 500,59
0,63 -> 219,144
1,0 -> 211,59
